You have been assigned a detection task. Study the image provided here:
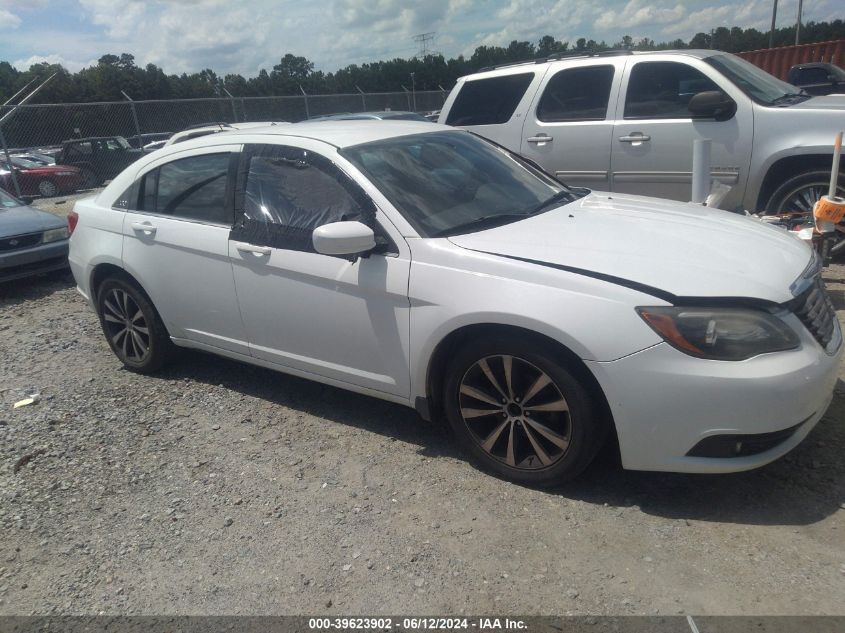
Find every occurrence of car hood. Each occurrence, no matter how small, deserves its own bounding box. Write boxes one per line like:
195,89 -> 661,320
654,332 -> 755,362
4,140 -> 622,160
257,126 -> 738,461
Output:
447,192 -> 812,304
0,204 -> 66,237
788,94 -> 845,110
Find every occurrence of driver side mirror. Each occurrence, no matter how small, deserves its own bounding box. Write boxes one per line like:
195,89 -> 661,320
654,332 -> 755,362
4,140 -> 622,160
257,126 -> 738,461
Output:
312,221 -> 375,257
688,90 -> 737,122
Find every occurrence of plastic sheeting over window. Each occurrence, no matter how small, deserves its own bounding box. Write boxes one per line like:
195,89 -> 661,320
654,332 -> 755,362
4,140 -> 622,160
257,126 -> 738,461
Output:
230,144 -> 376,253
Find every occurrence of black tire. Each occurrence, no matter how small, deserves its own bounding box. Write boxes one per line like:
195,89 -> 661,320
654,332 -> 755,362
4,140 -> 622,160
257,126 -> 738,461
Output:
766,169 -> 845,213
442,335 -> 609,486
80,168 -> 98,190
37,179 -> 57,198
96,276 -> 174,374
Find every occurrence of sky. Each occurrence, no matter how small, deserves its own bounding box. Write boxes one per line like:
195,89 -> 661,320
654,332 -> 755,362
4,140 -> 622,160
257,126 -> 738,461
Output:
0,0 -> 841,76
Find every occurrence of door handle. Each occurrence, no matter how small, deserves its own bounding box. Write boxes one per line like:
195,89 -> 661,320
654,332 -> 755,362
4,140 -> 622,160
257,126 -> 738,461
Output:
233,242 -> 271,256
526,135 -> 554,144
618,133 -> 651,143
130,221 -> 157,236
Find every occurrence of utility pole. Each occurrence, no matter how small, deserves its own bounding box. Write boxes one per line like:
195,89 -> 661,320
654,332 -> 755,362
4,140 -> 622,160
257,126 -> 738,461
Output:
410,73 -> 416,112
121,91 -> 143,150
769,0 -> 778,48
795,0 -> 803,45
413,32 -> 435,58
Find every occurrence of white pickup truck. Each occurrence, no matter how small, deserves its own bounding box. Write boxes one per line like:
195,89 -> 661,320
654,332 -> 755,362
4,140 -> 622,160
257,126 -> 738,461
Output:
438,49 -> 845,213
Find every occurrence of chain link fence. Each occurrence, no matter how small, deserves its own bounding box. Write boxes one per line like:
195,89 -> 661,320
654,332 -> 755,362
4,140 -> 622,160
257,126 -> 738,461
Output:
0,89 -> 448,198
0,90 -> 448,152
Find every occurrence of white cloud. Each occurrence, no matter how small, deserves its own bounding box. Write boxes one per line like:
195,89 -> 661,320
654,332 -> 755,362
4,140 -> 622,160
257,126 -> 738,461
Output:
0,7 -> 22,29
594,0 -> 686,31
13,54 -> 97,73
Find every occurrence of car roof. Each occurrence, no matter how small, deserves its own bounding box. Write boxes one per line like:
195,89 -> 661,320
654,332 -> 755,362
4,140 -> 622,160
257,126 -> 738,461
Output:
167,120 -> 452,150
463,49 -> 718,80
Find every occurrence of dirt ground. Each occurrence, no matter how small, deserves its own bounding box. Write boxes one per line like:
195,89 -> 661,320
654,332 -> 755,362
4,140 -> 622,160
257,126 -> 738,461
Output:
0,200 -> 843,615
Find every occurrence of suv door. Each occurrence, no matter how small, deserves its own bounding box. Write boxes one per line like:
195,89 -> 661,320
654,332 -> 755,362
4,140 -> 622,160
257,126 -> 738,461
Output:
610,57 -> 753,210
520,61 -> 623,190
120,144 -> 249,355
229,141 -> 411,398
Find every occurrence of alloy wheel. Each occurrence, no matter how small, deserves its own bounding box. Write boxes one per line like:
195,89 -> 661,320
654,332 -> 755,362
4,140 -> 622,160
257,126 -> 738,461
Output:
458,354 -> 572,470
778,183 -> 844,213
101,288 -> 151,363
38,180 -> 57,197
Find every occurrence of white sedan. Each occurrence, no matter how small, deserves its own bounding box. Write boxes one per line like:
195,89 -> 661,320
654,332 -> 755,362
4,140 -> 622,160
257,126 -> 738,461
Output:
67,121 -> 841,485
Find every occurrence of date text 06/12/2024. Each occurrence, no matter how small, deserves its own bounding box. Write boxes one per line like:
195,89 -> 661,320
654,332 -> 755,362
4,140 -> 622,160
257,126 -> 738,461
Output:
308,618 -> 528,630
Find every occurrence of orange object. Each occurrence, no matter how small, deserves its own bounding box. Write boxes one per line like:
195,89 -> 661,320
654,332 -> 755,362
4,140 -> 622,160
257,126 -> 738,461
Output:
814,195 -> 845,224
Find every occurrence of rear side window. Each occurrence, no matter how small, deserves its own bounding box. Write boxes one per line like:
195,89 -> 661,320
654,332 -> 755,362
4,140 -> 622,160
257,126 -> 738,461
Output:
624,62 -> 720,119
537,65 -> 615,122
138,153 -> 232,224
446,72 -> 534,126
794,67 -> 829,84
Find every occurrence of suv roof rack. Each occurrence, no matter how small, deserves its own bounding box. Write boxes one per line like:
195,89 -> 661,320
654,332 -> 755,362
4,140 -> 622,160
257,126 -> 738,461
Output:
478,49 -> 633,73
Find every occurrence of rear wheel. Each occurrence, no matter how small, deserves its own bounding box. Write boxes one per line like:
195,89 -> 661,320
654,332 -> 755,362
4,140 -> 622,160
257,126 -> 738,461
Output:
37,179 -> 57,198
766,170 -> 845,213
80,168 -> 98,189
442,335 -> 608,486
96,277 -> 173,373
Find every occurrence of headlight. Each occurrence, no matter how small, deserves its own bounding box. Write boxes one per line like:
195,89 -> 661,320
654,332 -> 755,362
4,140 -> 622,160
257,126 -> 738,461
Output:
636,306 -> 799,361
42,227 -> 69,243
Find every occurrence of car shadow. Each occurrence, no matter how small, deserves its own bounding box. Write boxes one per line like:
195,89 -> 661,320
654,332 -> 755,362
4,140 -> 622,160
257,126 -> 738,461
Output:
0,269 -> 74,308
148,349 -> 845,528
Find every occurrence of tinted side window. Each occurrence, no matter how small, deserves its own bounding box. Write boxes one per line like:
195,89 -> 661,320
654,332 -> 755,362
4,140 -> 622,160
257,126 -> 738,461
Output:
446,73 -> 535,126
139,153 -> 231,224
796,67 -> 830,84
66,142 -> 92,157
537,65 -> 615,122
624,62 -> 720,119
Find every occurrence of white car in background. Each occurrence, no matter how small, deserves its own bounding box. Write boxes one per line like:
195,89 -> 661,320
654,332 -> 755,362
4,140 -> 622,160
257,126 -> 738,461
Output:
67,121 -> 840,485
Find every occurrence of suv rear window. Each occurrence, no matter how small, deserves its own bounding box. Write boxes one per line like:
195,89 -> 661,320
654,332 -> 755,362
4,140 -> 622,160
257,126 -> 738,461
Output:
446,72 -> 534,126
537,65 -> 615,122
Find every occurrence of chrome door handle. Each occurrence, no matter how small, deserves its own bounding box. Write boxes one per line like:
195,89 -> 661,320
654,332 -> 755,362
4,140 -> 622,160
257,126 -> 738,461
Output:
526,135 -> 554,143
618,133 -> 651,143
130,221 -> 157,236
234,242 -> 271,256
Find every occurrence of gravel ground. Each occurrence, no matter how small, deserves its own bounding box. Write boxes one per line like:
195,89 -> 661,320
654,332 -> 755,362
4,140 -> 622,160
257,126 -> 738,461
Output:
1,201 -> 844,615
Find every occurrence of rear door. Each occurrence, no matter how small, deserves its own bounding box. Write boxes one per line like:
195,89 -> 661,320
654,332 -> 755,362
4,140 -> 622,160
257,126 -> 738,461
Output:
120,143 -> 249,355
444,70 -> 547,151
520,60 -> 625,190
609,56 -> 753,209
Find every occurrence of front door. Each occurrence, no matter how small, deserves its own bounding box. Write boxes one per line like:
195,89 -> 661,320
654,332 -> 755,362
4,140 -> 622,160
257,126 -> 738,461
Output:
229,141 -> 412,398
610,58 -> 753,210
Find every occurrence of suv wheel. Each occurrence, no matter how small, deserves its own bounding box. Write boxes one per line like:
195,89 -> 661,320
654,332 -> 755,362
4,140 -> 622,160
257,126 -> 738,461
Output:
80,168 -> 98,189
442,336 -> 608,486
37,179 -> 58,198
96,277 -> 174,373
766,169 -> 844,213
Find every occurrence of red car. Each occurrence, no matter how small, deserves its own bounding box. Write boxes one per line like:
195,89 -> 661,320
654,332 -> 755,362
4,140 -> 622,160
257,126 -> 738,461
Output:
0,157 -> 84,198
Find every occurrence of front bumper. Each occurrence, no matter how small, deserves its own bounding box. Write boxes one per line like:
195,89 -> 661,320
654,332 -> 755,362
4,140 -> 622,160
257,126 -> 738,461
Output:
0,240 -> 69,282
586,313 -> 842,473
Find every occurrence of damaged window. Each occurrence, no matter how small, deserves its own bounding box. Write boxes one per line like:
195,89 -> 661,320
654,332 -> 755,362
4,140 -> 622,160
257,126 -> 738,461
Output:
231,144 -> 375,253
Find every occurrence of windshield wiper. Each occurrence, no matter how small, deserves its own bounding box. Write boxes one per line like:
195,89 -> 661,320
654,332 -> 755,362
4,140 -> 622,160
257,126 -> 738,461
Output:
432,213 -> 534,238
525,189 -> 576,215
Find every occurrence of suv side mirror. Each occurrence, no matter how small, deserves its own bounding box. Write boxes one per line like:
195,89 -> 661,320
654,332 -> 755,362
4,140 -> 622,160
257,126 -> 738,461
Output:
688,90 -> 737,121
312,221 -> 375,257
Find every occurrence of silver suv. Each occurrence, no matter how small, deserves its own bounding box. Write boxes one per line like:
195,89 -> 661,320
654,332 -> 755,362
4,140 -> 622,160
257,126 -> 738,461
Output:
439,50 -> 845,213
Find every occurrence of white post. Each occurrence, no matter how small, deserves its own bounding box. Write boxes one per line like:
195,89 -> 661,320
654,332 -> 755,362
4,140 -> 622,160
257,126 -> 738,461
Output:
691,138 -> 712,204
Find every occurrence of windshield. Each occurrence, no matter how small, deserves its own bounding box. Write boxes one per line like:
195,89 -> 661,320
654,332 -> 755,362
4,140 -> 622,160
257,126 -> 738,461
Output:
115,136 -> 132,149
341,131 -> 574,237
705,54 -> 806,105
0,189 -> 23,208
11,157 -> 39,168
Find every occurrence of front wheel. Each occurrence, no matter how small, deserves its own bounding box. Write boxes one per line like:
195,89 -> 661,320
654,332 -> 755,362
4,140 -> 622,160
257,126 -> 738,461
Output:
442,336 -> 609,486
766,169 -> 844,213
96,277 -> 174,373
